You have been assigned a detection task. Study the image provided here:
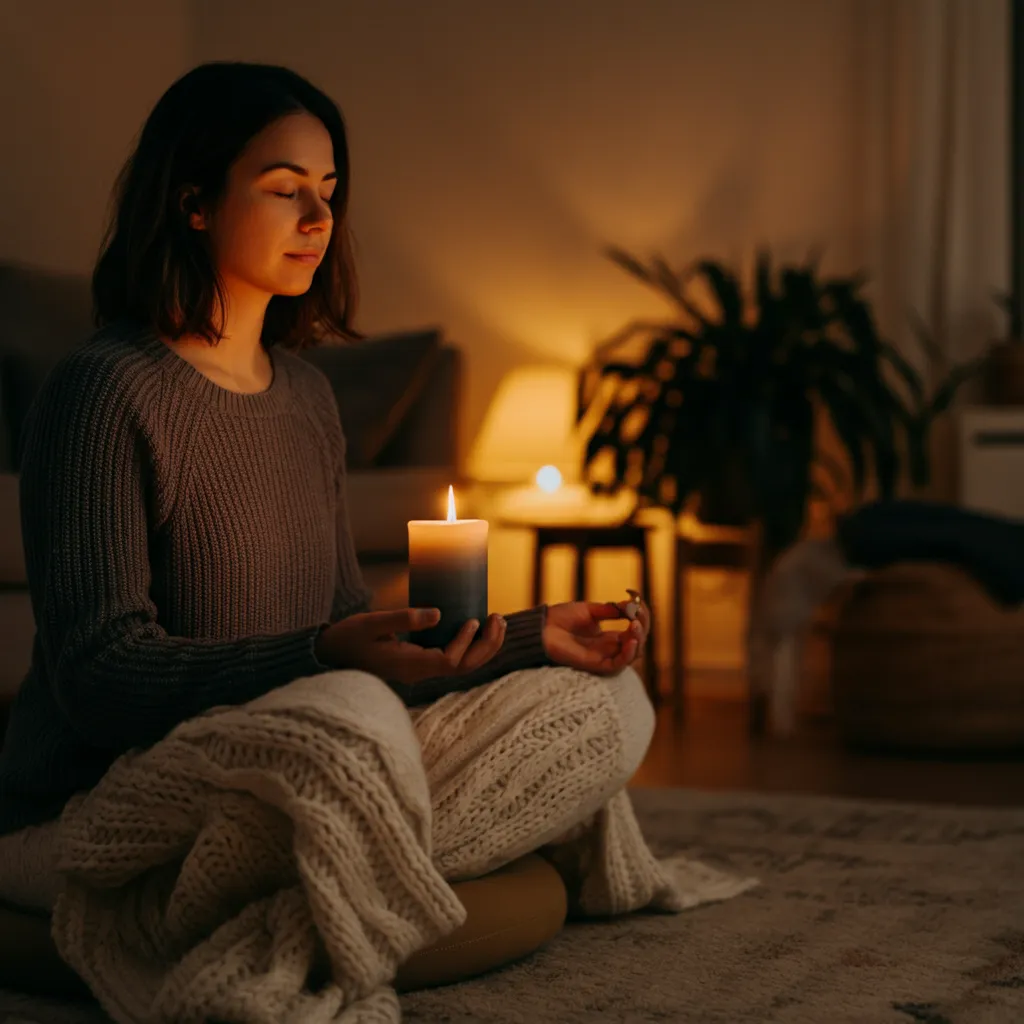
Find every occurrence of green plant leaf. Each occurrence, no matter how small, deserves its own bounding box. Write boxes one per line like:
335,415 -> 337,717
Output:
928,354 -> 985,417
605,246 -> 652,285
690,260 -> 744,328
650,254 -> 685,306
597,361 -> 643,379
879,341 -> 925,408
816,377 -> 868,495
754,249 -> 773,310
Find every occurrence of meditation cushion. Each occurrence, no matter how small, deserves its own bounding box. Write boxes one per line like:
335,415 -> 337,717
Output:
0,851 -> 568,1002
830,562 -> 1024,752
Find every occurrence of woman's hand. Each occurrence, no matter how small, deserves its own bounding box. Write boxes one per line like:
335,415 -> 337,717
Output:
316,608 -> 507,684
542,598 -> 650,675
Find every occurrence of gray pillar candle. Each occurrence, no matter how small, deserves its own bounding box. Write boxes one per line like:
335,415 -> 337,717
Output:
408,486 -> 489,649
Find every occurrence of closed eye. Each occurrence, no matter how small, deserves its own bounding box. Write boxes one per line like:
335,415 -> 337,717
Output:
274,191 -> 334,205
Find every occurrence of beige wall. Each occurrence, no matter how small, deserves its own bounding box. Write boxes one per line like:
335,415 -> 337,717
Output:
0,2 -> 190,273
191,0 -> 874,455
0,0 -> 1009,671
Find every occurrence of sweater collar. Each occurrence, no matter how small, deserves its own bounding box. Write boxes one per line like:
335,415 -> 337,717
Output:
136,326 -> 294,417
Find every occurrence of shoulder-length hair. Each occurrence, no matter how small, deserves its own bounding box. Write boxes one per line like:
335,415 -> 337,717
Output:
93,61 -> 359,350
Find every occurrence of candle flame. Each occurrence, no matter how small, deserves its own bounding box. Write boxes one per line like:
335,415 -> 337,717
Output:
447,485 -> 457,523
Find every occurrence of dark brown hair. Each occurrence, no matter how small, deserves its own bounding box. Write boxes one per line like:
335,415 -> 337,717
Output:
93,61 -> 359,350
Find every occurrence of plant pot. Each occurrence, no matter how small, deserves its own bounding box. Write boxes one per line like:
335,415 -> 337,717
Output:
696,456 -> 752,527
984,341 -> 1024,405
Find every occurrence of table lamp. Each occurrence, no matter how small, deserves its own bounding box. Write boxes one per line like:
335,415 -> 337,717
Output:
466,365 -> 582,493
466,365 -> 636,523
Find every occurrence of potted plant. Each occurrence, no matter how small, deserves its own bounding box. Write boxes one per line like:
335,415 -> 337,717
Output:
577,247 -> 983,561
985,291 -> 1024,405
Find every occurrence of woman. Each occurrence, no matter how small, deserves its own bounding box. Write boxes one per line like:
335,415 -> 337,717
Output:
0,62 -> 653,914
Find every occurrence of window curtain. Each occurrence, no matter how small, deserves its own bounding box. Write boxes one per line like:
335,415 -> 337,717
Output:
856,0 -> 1009,499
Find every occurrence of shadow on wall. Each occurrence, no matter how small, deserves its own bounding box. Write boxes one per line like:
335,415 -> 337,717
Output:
0,5 -> 189,272
350,224 -> 552,467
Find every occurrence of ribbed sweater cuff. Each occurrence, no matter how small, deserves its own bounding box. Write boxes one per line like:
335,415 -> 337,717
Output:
493,605 -> 551,672
203,625 -> 330,712
391,605 -> 551,708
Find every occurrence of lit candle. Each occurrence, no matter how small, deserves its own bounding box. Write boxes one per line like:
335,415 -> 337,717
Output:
407,486 -> 488,649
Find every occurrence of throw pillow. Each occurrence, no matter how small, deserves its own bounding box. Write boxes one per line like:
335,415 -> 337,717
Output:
300,328 -> 442,470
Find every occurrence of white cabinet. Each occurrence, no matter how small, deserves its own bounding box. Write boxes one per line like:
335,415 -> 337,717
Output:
958,407 -> 1024,520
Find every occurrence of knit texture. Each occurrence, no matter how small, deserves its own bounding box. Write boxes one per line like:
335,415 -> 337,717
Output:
0,321 -> 548,835
46,666 -> 729,1023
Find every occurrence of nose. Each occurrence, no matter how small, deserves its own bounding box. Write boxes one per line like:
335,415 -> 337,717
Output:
301,194 -> 332,232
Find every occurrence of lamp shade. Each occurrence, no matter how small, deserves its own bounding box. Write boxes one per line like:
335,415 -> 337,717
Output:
467,366 -> 581,485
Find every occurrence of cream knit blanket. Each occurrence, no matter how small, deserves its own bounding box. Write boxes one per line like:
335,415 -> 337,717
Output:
50,666 -> 754,1023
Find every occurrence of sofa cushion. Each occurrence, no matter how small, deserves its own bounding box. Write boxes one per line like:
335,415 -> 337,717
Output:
347,467 -> 460,557
300,329 -> 442,470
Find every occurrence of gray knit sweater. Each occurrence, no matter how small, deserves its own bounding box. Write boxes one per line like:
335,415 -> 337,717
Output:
0,322 -> 548,835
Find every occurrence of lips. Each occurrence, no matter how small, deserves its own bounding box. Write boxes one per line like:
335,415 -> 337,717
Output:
285,251 -> 322,264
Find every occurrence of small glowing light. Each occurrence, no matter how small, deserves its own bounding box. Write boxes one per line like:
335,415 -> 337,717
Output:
535,465 -> 563,493
447,484 -> 457,522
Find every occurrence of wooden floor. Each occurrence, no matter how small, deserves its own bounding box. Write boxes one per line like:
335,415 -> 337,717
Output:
631,669 -> 1024,808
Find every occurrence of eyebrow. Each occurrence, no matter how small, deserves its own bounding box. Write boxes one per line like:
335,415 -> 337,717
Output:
257,162 -> 337,182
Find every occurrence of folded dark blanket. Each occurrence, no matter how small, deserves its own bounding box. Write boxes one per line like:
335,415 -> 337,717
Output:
836,500 -> 1024,605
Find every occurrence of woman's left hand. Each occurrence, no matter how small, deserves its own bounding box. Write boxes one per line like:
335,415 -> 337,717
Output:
542,599 -> 650,676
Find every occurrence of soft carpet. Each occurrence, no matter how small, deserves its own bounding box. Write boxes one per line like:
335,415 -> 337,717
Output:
2,786 -> 1023,1023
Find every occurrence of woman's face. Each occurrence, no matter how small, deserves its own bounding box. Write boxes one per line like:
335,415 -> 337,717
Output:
193,111 -> 337,298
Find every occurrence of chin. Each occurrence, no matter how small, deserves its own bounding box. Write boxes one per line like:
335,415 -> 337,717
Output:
272,268 -> 319,296
275,279 -> 316,296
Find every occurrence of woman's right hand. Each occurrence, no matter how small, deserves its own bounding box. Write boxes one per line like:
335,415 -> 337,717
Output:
314,607 -> 507,685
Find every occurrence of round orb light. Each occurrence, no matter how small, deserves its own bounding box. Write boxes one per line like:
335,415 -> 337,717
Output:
535,465 -> 563,493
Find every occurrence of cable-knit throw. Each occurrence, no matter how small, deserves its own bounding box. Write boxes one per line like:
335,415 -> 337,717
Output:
50,667 -> 755,1023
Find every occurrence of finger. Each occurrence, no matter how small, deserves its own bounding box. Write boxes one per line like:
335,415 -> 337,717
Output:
360,607 -> 441,636
586,635 -> 640,676
460,614 -> 507,672
627,617 -> 647,644
635,601 -> 651,636
441,618 -> 480,668
587,602 -> 627,621
607,636 -> 640,673
574,632 -> 625,655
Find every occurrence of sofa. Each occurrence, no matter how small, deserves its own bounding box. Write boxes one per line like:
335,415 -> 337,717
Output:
0,260 -> 465,710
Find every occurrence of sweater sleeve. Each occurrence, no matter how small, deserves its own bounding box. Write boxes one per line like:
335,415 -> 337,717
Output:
387,605 -> 553,707
325,416 -> 373,624
20,358 -> 328,754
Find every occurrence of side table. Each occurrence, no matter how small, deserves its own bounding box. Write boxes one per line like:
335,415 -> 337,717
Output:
497,515 -> 659,707
672,521 -> 757,714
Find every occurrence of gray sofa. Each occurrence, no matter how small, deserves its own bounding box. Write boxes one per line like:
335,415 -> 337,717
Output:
0,261 -> 464,707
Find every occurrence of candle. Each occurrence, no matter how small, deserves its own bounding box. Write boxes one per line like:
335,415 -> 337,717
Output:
407,486 -> 488,649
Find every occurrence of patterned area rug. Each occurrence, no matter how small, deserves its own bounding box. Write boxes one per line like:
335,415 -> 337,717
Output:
2,786 -> 1023,1023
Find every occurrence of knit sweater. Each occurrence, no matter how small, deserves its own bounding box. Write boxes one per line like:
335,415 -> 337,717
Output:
0,321 -> 548,836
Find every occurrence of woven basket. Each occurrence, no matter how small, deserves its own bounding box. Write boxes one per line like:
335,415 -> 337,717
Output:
831,562 -> 1024,752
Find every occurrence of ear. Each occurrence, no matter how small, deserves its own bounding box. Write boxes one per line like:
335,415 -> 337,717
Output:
179,187 -> 207,231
